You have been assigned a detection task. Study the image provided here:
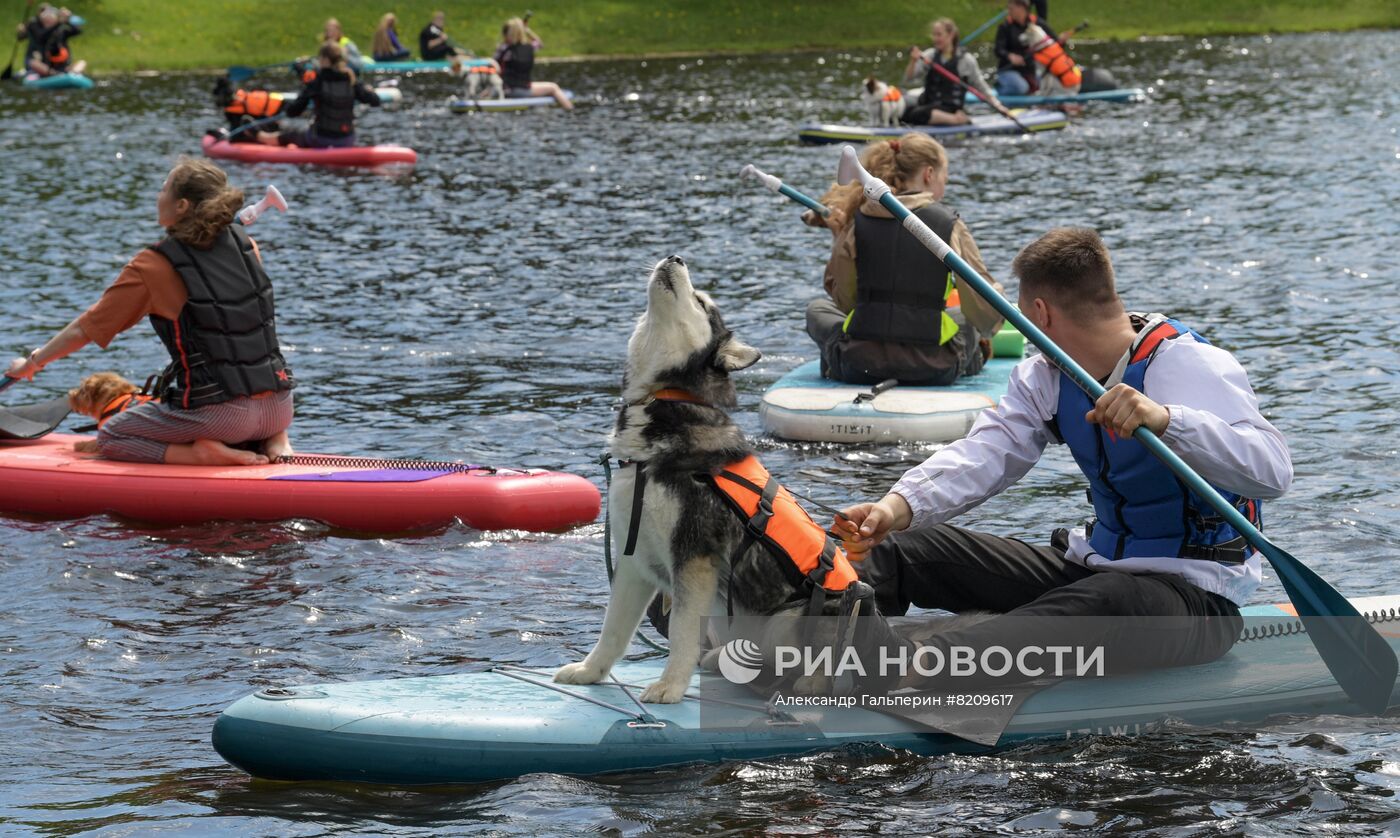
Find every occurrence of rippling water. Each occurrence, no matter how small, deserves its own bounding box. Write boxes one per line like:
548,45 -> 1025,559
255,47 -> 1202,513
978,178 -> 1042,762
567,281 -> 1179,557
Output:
1,30 -> 1398,835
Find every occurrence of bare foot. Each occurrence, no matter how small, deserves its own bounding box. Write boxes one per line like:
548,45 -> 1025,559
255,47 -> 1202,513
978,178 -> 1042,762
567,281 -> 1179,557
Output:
164,439 -> 270,466
262,430 -> 293,461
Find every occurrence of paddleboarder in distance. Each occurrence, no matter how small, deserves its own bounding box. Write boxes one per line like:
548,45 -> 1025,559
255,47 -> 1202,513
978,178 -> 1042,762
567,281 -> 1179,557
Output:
836,227 -> 1293,679
3,159 -> 296,467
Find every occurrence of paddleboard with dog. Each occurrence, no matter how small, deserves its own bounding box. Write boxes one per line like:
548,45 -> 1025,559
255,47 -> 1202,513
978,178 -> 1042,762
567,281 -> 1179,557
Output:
761,327 -> 1025,444
21,72 -> 94,90
798,109 -> 1067,145
448,90 -> 574,113
210,595 -> 1400,785
0,433 -> 599,533
201,135 -> 417,168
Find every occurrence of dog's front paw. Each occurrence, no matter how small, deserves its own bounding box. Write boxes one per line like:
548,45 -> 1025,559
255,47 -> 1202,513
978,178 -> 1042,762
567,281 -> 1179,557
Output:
72,439 -> 100,454
553,661 -> 607,685
639,677 -> 689,704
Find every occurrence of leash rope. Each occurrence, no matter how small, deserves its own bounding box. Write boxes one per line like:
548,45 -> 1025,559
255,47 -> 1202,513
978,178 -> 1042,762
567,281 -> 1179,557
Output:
1237,604 -> 1400,643
275,454 -> 499,473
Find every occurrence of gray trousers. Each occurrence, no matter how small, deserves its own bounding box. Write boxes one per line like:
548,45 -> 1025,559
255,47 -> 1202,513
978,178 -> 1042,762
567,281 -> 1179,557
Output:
805,298 -> 986,386
96,391 -> 294,463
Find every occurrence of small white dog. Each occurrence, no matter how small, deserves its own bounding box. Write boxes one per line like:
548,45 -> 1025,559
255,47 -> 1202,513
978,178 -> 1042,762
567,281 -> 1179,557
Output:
463,65 -> 505,100
861,76 -> 904,127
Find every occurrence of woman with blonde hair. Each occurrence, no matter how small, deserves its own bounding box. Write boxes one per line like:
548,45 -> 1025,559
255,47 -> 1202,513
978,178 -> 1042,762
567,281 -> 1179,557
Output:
370,13 -> 411,62
321,17 -> 364,73
495,16 -> 573,110
901,17 -> 999,125
802,133 -> 1005,385
3,159 -> 296,465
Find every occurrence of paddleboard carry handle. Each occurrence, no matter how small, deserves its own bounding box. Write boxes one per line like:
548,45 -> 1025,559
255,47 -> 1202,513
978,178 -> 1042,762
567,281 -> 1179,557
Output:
854,378 -> 899,404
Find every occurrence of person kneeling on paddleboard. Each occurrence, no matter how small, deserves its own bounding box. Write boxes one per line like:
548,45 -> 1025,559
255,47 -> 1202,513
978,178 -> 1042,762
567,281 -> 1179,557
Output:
836,228 -> 1293,679
3,159 -> 296,467
802,134 -> 1004,386
257,43 -> 381,150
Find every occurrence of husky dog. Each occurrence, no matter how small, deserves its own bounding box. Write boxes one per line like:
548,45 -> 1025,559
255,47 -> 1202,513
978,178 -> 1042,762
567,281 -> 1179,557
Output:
861,76 -> 905,127
559,255 -> 846,703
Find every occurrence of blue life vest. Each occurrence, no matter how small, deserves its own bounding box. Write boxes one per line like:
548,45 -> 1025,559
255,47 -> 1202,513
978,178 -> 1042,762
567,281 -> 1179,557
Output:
1051,317 -> 1261,564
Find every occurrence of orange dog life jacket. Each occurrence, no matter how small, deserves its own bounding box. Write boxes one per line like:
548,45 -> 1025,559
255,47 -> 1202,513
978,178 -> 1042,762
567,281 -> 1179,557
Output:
225,89 -> 285,118
98,394 -> 157,428
710,455 -> 859,596
1027,32 -> 1082,88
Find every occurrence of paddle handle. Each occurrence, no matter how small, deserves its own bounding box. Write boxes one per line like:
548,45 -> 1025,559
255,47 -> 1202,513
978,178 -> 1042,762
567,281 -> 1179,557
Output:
960,9 -> 1007,45
841,145 -> 1268,557
740,164 -> 830,218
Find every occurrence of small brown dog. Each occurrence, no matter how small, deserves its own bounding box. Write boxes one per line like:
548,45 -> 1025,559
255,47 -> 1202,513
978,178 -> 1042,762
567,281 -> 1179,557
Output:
67,372 -> 156,453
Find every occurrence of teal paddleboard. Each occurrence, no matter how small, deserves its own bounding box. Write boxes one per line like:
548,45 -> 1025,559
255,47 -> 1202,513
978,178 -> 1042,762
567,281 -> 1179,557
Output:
213,596 -> 1400,785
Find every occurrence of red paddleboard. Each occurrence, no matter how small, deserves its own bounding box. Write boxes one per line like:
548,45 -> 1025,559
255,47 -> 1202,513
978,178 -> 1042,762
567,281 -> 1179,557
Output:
201,135 -> 417,168
0,434 -> 599,533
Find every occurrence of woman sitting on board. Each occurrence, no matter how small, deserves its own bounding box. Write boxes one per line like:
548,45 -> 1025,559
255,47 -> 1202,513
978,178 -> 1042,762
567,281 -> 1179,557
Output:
419,10 -> 471,61
18,4 -> 85,78
3,159 -> 295,466
901,18 -> 998,126
257,44 -> 381,149
803,134 -> 1003,386
371,13 -> 412,63
495,17 -> 573,110
321,18 -> 364,74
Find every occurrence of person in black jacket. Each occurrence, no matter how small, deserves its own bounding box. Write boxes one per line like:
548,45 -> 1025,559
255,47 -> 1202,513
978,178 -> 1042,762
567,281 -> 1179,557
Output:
993,0 -> 1057,96
257,44 -> 381,149
494,16 -> 573,110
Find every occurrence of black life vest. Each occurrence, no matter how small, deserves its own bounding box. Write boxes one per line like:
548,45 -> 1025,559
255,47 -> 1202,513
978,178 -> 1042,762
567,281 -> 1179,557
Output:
499,42 -> 534,90
148,226 -> 294,409
846,202 -> 960,346
308,69 -> 358,137
919,49 -> 965,113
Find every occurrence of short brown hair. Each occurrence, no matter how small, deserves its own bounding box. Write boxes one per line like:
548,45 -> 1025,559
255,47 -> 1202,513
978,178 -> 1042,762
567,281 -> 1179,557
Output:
1012,228 -> 1122,322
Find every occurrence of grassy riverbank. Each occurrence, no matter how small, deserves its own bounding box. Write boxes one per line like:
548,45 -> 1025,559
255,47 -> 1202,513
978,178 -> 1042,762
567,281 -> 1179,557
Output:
11,0 -> 1398,73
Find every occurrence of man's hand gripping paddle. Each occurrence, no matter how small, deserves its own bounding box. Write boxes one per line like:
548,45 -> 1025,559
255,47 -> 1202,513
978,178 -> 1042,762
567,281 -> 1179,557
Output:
835,144 -> 1397,715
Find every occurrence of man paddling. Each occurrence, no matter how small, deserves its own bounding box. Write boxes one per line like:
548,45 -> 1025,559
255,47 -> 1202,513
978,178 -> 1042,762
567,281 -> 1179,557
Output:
838,228 -> 1293,676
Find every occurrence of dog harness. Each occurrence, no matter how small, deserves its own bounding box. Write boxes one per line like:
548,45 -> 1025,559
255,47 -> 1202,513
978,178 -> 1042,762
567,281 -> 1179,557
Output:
97,393 -> 157,428
1048,316 -> 1261,564
612,390 -> 860,616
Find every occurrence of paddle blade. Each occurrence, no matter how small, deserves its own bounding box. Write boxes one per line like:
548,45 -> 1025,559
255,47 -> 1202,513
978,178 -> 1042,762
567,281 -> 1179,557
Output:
0,376 -> 17,394
1262,540 -> 1398,714
226,66 -> 255,82
0,396 -> 72,440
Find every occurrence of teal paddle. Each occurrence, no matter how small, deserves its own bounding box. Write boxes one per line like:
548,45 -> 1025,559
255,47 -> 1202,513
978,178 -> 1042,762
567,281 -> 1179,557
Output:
960,9 -> 1006,46
739,164 -> 829,218
835,145 -> 1398,715
215,115 -> 282,142
2,0 -> 37,81
226,62 -> 298,83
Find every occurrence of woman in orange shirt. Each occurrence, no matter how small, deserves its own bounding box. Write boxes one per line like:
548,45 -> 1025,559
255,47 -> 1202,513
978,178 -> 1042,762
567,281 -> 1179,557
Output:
4,159 -> 296,466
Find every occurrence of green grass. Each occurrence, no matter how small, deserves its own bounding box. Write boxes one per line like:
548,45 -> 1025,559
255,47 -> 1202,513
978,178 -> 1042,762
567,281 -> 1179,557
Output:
6,0 -> 1397,73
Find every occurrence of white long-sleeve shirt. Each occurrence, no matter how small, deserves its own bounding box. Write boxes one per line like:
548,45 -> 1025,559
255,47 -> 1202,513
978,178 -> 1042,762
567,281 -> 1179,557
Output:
890,315 -> 1293,606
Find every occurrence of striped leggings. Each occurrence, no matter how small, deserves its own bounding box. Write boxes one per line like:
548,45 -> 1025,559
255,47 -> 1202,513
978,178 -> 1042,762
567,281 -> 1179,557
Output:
96,391 -> 294,464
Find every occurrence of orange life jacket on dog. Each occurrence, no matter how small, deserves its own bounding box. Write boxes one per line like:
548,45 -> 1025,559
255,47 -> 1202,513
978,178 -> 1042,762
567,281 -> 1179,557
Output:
225,89 -> 284,118
709,455 -> 859,596
880,86 -> 901,102
1027,32 -> 1082,87
98,393 -> 157,428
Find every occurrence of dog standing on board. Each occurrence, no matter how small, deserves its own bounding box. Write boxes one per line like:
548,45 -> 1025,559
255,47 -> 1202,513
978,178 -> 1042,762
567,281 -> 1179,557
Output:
861,76 -> 905,127
556,256 -> 875,703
